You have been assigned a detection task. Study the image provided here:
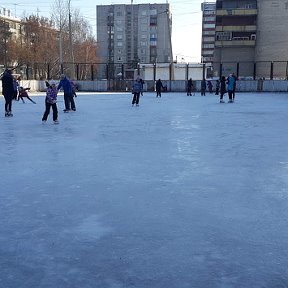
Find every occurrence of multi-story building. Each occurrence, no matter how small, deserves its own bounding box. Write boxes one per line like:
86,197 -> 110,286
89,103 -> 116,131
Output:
213,0 -> 288,78
201,2 -> 216,64
213,0 -> 257,77
96,3 -> 173,79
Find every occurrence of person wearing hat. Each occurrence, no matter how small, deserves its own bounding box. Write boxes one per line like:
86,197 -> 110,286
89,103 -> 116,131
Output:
42,80 -> 59,124
57,74 -> 76,112
1,69 -> 14,117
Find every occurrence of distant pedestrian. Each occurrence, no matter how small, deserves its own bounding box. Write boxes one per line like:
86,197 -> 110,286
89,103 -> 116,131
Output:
12,77 -> 18,100
140,78 -> 145,96
57,74 -> 76,112
232,72 -> 237,101
201,79 -> 206,96
187,78 -> 193,96
1,69 -> 14,117
207,80 -> 213,93
226,74 -> 236,103
219,76 -> 227,103
156,79 -> 164,97
131,77 -> 143,106
215,79 -> 220,95
42,80 -> 59,124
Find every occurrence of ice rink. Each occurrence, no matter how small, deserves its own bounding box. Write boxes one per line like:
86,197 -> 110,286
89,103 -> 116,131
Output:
1,91 -> 288,287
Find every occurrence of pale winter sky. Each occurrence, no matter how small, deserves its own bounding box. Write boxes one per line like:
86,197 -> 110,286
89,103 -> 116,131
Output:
1,0 -> 214,62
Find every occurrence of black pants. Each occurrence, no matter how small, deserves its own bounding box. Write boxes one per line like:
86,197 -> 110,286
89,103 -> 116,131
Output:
42,102 -> 58,121
228,90 -> 233,101
4,94 -> 12,112
132,92 -> 140,105
64,92 -> 76,110
156,90 -> 161,97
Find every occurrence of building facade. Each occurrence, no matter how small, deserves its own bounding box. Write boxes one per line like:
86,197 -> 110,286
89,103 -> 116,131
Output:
213,0 -> 288,78
96,3 -> 173,79
201,2 -> 216,64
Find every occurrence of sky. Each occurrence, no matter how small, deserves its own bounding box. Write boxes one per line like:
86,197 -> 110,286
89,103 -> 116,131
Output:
1,0 -> 213,62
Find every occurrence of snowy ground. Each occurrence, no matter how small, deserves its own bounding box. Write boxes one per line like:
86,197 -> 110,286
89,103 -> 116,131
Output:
1,91 -> 288,288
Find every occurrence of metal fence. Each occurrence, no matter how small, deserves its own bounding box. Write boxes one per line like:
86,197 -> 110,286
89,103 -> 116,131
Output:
1,61 -> 288,81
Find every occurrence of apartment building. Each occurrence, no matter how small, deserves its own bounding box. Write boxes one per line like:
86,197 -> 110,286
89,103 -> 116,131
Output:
96,3 -> 173,79
213,0 -> 288,78
201,2 -> 216,63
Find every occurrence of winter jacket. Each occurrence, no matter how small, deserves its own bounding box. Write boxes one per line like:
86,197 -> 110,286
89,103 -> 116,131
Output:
57,77 -> 72,94
1,70 -> 14,97
46,86 -> 58,104
132,81 -> 143,94
227,76 -> 235,91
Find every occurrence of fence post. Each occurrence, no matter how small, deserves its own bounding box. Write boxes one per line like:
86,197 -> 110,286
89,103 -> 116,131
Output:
286,61 -> 288,80
76,64 -> 79,80
236,62 -> 240,77
270,62 -> 274,80
26,64 -> 29,80
220,63 -> 223,78
153,63 -> 156,81
186,63 -> 189,81
47,63 -> 50,80
253,62 -> 256,80
60,63 -> 63,75
106,64 -> 109,80
121,64 -> 124,80
91,65 -> 94,81
169,63 -> 172,81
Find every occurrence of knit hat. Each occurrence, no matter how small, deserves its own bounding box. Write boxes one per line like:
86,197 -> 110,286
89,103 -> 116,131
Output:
49,80 -> 56,85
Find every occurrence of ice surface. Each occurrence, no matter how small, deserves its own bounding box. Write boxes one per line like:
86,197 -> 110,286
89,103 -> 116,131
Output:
1,92 -> 288,287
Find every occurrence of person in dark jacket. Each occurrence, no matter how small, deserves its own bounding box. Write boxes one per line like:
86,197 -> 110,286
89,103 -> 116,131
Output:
201,79 -> 206,96
219,76 -> 227,103
156,79 -> 164,97
187,78 -> 193,96
57,74 -> 75,112
131,77 -> 143,106
1,69 -> 14,117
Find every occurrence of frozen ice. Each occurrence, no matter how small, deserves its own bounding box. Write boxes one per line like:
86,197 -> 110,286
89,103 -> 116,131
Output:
1,92 -> 288,287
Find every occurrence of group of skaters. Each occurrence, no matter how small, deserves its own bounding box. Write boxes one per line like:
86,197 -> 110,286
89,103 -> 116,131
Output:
190,73 -> 237,103
131,73 -> 237,106
1,69 -> 77,122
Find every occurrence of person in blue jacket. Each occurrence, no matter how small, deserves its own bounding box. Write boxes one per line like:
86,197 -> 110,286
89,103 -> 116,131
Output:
226,74 -> 236,103
1,69 -> 14,117
131,77 -> 143,106
57,74 -> 76,112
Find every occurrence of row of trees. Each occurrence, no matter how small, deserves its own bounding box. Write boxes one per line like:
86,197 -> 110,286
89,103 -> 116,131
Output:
0,0 -> 98,80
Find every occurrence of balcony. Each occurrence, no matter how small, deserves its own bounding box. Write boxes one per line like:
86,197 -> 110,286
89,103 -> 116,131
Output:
215,39 -> 256,47
216,25 -> 257,32
216,9 -> 257,16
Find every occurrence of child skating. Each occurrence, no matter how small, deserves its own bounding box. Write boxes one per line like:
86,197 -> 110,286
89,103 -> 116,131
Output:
42,80 -> 59,124
18,87 -> 36,104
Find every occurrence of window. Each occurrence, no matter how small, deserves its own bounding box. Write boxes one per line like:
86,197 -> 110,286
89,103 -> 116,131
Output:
117,42 -> 123,46
150,16 -> 157,26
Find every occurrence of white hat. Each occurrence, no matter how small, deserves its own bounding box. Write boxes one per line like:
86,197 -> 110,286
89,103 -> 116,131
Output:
49,80 -> 56,85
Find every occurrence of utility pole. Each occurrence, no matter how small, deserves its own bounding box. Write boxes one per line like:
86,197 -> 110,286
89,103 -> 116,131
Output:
68,0 -> 75,79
